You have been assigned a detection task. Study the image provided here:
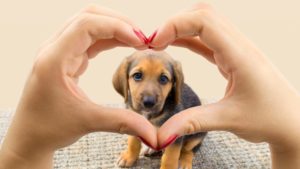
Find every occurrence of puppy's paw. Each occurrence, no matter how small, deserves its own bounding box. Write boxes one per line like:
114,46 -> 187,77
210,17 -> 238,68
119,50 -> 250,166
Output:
117,151 -> 138,168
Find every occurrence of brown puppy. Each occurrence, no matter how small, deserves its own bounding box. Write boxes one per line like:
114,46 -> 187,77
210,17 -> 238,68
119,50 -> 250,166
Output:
113,50 -> 206,169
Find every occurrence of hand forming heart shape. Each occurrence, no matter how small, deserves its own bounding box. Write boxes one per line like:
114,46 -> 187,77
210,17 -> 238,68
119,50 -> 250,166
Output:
2,4 -> 299,168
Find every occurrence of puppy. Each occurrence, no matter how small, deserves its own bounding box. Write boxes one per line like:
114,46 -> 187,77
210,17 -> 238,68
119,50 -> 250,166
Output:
113,50 -> 206,169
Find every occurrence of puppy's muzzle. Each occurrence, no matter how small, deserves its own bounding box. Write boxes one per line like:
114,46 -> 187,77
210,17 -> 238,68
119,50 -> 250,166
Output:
142,95 -> 156,109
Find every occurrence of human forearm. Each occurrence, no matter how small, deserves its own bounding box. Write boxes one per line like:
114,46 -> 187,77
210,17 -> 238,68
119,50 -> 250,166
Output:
270,97 -> 300,169
0,113 -> 53,168
270,145 -> 300,169
0,145 -> 53,169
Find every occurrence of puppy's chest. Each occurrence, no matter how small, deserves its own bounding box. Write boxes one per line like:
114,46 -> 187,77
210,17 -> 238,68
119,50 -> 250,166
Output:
148,113 -> 169,127
145,108 -> 179,127
127,104 -> 182,127
149,105 -> 183,127
133,110 -> 171,127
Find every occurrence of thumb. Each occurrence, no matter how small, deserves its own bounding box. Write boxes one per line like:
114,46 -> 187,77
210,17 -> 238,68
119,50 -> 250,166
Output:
83,104 -> 158,149
157,101 -> 234,149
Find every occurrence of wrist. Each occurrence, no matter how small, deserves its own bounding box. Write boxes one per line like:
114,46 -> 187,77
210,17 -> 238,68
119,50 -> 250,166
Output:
0,107 -> 56,169
268,97 -> 300,169
270,145 -> 300,169
0,121 -> 55,169
0,146 -> 54,169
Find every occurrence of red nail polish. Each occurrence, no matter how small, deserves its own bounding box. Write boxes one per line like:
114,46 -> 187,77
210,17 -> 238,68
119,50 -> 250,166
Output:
138,136 -> 156,150
148,46 -> 154,49
159,135 -> 178,150
139,30 -> 149,44
133,29 -> 148,44
148,30 -> 158,44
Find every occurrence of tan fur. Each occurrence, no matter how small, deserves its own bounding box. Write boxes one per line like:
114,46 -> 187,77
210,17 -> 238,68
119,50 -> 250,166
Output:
183,137 -> 203,151
112,57 -> 130,102
112,50 -> 183,110
172,61 -> 183,104
118,136 -> 141,167
160,143 -> 182,169
179,138 -> 203,169
128,57 -> 173,112
179,150 -> 194,169
149,112 -> 168,125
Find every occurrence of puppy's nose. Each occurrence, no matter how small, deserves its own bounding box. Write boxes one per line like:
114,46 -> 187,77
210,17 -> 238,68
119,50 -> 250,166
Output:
143,96 -> 156,108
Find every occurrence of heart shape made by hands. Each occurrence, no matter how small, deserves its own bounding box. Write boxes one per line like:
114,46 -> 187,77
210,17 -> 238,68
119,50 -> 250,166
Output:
133,29 -> 158,48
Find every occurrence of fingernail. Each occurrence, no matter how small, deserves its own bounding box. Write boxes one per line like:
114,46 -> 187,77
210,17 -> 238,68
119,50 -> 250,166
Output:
159,135 -> 178,150
139,30 -> 149,44
148,46 -> 154,49
133,28 -> 148,44
148,30 -> 158,44
138,136 -> 156,150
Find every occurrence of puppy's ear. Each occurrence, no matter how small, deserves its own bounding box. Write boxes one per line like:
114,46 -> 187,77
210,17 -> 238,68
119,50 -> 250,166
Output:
173,61 -> 184,104
112,57 -> 131,102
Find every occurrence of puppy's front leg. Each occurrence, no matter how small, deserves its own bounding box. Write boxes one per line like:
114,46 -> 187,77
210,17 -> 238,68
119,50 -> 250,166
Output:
117,136 -> 141,167
160,143 -> 182,169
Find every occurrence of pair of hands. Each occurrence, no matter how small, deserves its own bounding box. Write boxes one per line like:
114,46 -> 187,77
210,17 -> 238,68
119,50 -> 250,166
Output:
1,3 -> 300,169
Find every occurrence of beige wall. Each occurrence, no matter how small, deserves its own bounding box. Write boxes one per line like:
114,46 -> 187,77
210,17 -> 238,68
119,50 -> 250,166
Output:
0,1 -> 299,108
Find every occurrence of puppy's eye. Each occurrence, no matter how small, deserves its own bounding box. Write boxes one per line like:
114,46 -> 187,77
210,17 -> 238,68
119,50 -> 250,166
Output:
133,72 -> 143,81
159,75 -> 169,85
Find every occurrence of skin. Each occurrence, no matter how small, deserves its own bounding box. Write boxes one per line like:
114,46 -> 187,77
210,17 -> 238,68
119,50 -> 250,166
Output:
0,3 -> 299,169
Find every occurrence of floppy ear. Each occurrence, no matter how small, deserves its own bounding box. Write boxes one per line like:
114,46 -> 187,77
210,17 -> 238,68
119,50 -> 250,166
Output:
112,58 -> 131,102
173,61 -> 184,105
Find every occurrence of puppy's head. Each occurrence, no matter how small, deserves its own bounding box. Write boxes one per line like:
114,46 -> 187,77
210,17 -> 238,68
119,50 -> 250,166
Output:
113,50 -> 183,117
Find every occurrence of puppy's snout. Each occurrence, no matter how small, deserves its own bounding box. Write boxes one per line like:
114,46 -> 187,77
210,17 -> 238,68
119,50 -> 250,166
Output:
143,95 -> 156,108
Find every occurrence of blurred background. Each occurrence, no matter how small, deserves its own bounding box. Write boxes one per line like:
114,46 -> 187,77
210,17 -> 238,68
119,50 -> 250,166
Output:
0,0 -> 299,108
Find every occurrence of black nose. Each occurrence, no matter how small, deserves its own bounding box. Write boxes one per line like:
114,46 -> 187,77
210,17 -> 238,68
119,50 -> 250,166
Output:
143,96 -> 156,108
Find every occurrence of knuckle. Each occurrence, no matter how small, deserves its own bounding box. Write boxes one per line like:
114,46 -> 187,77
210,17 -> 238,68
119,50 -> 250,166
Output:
193,2 -> 214,11
186,117 -> 202,135
168,15 -> 180,25
192,9 -> 215,26
110,19 -> 126,34
76,13 -> 92,26
73,13 -> 93,31
194,9 -> 213,19
32,47 -> 64,81
82,4 -> 98,13
31,54 -> 50,79
111,17 -> 122,27
166,16 -> 181,31
202,9 -> 214,18
118,121 -> 129,134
